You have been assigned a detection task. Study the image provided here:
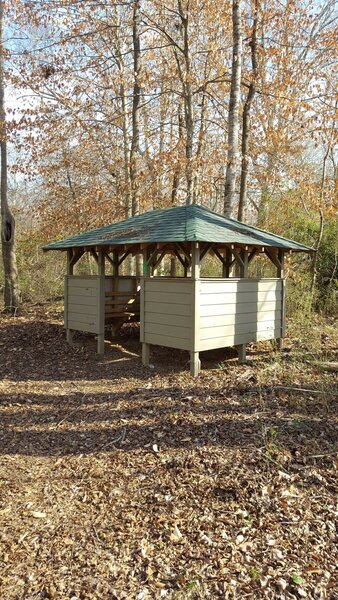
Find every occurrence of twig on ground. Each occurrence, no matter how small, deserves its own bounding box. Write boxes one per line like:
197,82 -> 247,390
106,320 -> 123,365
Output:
101,426 -> 127,450
275,386 -> 337,396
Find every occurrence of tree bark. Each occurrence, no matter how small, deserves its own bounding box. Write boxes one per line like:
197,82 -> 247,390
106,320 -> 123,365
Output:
130,0 -> 141,218
177,0 -> 194,205
0,0 -> 19,312
224,0 -> 242,217
130,0 -> 142,275
238,0 -> 258,222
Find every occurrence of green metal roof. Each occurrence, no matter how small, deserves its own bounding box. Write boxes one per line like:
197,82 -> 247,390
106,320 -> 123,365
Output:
42,204 -> 314,252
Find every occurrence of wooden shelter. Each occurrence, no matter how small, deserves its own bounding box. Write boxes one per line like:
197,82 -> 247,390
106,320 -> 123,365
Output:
42,204 -> 314,376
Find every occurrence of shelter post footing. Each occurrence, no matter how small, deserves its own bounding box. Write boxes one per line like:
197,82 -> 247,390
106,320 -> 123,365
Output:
142,342 -> 150,366
190,351 -> 201,377
97,334 -> 105,355
66,329 -> 74,345
236,344 -> 247,363
276,338 -> 283,351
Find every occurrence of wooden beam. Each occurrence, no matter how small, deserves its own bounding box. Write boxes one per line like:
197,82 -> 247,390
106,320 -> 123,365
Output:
277,250 -> 285,278
104,252 -> 115,269
231,248 -> 245,270
176,242 -> 191,265
153,250 -> 166,270
190,351 -> 201,377
174,250 -> 188,269
118,249 -> 132,267
191,242 -> 200,279
265,248 -> 282,271
142,343 -> 150,366
222,248 -> 233,277
248,248 -> 258,264
69,248 -> 84,270
200,243 -> 213,261
90,249 -> 98,263
213,247 -> 227,266
97,250 -> 106,356
145,247 -> 159,268
67,249 -> 74,276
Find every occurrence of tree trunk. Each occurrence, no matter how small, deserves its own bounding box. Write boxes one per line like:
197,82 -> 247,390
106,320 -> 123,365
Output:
130,0 -> 141,218
177,0 -> 194,205
0,0 -> 19,312
238,0 -> 258,222
224,0 -> 242,217
130,0 -> 141,275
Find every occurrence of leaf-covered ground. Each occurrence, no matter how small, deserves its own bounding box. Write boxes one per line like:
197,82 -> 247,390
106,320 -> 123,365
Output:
0,305 -> 337,599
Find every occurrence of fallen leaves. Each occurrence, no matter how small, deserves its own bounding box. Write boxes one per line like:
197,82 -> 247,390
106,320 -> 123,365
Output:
0,308 -> 337,598
30,511 -> 46,519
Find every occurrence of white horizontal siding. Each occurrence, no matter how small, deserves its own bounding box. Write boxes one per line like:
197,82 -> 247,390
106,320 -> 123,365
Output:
67,302 -> 98,316
145,322 -> 191,340
144,312 -> 189,327
199,328 -> 282,352
200,290 -> 280,305
67,294 -> 98,307
197,278 -> 283,351
144,280 -> 193,294
66,276 -> 100,334
67,319 -> 99,334
144,332 -> 191,351
199,319 -> 282,341
144,291 -> 192,305
142,278 -> 193,350
200,300 -> 281,317
68,276 -> 99,289
145,302 -> 191,316
201,310 -> 280,327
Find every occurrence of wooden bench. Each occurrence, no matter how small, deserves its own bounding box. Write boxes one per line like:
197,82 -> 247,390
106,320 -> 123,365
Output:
104,289 -> 140,335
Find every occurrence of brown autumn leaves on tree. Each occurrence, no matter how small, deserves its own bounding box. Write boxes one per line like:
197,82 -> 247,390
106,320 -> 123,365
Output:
1,0 -> 337,306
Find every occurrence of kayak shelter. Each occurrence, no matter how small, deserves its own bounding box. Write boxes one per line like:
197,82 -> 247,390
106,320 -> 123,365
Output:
42,204 -> 313,376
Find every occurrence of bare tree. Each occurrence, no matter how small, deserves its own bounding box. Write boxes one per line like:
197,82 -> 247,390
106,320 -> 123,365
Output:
224,0 -> 242,217
0,0 -> 19,312
130,0 -> 141,217
238,0 -> 258,221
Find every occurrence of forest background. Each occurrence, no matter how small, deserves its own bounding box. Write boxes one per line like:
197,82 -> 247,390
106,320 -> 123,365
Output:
0,0 -> 337,317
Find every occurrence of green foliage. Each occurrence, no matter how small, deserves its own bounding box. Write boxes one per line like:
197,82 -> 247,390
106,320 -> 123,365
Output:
248,567 -> 262,581
291,574 -> 304,586
260,206 -> 337,316
13,234 -> 65,304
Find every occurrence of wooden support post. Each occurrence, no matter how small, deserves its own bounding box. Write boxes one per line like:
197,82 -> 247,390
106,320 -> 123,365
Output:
113,249 -> 119,277
190,242 -> 201,375
191,242 -> 200,279
237,249 -> 249,363
67,249 -> 74,275
66,329 -> 74,344
236,344 -> 246,363
140,249 -> 150,365
190,351 -> 201,377
240,249 -> 249,278
142,342 -> 150,366
276,250 -> 285,350
65,249 -> 74,344
222,248 -> 232,277
97,249 -> 105,355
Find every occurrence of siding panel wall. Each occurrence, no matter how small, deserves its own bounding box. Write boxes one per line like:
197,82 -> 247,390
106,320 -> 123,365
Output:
66,276 -> 101,333
197,278 -> 283,351
141,278 -> 194,351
